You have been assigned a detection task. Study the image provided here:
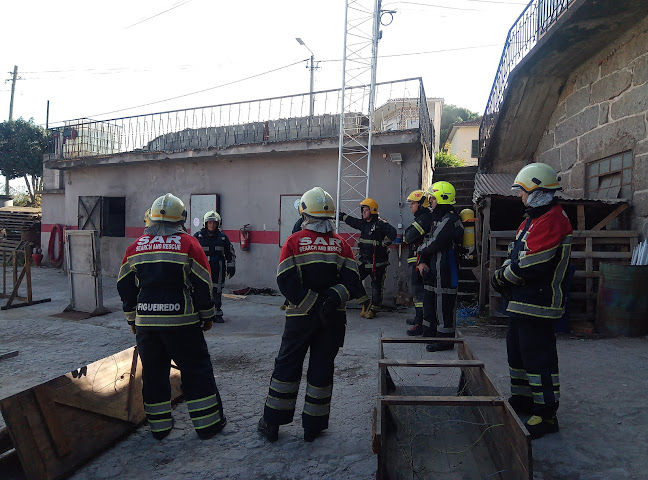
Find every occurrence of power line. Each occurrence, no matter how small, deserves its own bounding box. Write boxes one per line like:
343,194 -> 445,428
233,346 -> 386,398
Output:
319,43 -> 503,62
81,58 -> 308,119
125,0 -> 193,29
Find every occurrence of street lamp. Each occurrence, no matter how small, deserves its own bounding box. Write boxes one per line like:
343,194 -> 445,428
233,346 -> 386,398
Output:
296,37 -> 315,118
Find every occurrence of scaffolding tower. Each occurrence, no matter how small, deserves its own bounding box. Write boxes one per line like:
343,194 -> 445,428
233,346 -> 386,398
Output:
336,0 -> 382,232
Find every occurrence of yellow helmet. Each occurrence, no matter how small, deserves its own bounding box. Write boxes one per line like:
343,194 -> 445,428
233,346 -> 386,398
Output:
360,198 -> 379,215
427,181 -> 456,205
203,210 -> 221,227
144,208 -> 151,227
149,193 -> 187,223
406,190 -> 429,208
512,162 -> 562,193
300,187 -> 335,218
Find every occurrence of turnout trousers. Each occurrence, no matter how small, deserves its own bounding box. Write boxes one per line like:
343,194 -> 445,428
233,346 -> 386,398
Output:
507,316 -> 560,418
358,264 -> 388,312
421,286 -> 457,337
211,259 -> 226,316
136,324 -> 225,436
263,313 -> 346,432
411,264 -> 424,325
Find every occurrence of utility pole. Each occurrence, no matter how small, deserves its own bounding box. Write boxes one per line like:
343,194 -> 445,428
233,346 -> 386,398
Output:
4,66 -> 18,195
296,38 -> 316,118
9,66 -> 18,121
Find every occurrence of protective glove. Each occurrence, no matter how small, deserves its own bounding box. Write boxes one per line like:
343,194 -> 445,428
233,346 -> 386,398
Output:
130,324 -> 136,335
318,294 -> 340,326
491,269 -> 512,300
381,237 -> 393,248
227,266 -> 236,279
338,211 -> 346,222
202,318 -> 214,332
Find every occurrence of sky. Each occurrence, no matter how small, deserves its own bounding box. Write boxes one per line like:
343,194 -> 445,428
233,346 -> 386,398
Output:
0,0 -> 529,131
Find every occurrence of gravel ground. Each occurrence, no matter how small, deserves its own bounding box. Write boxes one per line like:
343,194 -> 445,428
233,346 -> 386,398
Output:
1,267 -> 647,479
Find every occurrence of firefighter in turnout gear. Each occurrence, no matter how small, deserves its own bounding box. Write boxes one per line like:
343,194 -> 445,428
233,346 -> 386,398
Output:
194,211 -> 236,323
491,162 -> 572,439
417,181 -> 464,352
258,187 -> 365,443
403,190 -> 434,336
117,193 -> 227,441
339,198 -> 397,318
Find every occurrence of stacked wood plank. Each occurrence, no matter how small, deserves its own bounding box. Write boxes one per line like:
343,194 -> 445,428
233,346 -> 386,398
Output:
0,207 -> 41,250
488,230 -> 638,327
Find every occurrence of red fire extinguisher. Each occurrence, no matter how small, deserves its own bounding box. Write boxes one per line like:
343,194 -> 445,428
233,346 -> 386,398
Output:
239,224 -> 251,251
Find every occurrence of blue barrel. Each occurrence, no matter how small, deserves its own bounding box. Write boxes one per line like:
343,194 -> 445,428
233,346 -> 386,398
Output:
597,263 -> 648,337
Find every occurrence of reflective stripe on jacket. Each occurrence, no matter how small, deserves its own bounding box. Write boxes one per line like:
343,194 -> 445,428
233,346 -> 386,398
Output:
505,203 -> 573,319
117,233 -> 215,327
277,229 -> 365,317
340,213 -> 397,267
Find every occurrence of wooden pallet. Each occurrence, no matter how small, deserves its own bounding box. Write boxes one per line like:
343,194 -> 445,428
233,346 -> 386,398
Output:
373,337 -> 532,480
488,230 -> 638,322
0,346 -> 182,480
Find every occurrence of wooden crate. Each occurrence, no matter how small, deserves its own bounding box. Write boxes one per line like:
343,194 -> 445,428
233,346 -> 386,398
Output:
488,230 -> 638,323
373,337 -> 531,480
0,346 -> 182,480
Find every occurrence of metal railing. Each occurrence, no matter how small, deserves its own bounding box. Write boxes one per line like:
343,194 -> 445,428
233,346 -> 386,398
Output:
480,0 -> 573,159
48,78 -> 432,161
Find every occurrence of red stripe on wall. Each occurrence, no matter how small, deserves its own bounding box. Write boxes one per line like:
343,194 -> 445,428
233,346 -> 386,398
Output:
41,224 -> 281,244
41,224 -> 78,233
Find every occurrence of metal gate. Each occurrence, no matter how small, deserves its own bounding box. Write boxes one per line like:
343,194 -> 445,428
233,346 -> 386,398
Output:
64,230 -> 107,315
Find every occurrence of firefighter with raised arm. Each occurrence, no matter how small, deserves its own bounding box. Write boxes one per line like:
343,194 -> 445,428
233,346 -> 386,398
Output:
258,187 -> 365,443
402,190 -> 434,336
417,181 -> 464,352
194,211 -> 236,323
339,198 -> 397,318
117,193 -> 227,441
491,163 -> 573,439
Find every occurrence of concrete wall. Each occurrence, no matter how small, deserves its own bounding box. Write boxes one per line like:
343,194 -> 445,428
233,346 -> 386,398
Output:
42,136 -> 427,303
449,126 -> 479,166
534,15 -> 648,232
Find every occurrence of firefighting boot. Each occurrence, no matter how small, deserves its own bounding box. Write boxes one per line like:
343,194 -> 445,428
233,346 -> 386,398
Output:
214,315 -> 225,324
360,301 -> 370,318
525,415 -> 559,440
304,428 -> 325,443
508,395 -> 534,416
197,417 -> 227,440
151,418 -> 174,440
407,324 -> 424,336
406,317 -> 419,325
258,417 -> 279,442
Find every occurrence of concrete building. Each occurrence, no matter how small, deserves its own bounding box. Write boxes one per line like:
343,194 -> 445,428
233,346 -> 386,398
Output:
479,0 -> 648,233
445,118 -> 481,166
41,78 -> 442,303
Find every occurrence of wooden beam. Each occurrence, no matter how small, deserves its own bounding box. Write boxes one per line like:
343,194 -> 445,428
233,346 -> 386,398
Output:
479,197 -> 492,310
379,359 -> 484,368
378,395 -> 504,406
0,350 -> 19,361
592,203 -> 628,231
577,204 -> 585,230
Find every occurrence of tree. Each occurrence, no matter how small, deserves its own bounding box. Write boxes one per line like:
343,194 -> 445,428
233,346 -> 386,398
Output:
439,104 -> 480,148
435,149 -> 465,168
0,118 -> 50,205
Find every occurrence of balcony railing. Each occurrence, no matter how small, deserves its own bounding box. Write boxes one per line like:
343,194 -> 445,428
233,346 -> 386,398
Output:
480,0 -> 573,159
48,77 -> 432,161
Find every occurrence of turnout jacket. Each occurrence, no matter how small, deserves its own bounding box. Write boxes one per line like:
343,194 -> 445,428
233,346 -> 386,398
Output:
117,232 -> 216,327
404,207 -> 434,265
501,202 -> 573,319
277,229 -> 365,317
194,228 -> 236,278
339,213 -> 397,268
417,205 -> 464,289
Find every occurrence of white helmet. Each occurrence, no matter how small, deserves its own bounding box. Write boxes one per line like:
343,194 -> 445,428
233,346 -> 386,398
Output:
203,210 -> 221,228
299,187 -> 335,219
513,163 -> 562,193
149,193 -> 187,223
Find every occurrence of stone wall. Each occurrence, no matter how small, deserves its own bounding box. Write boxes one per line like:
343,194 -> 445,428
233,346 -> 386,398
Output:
534,15 -> 648,232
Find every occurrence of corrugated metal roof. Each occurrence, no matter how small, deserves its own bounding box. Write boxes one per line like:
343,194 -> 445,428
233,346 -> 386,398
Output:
473,172 -> 627,205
